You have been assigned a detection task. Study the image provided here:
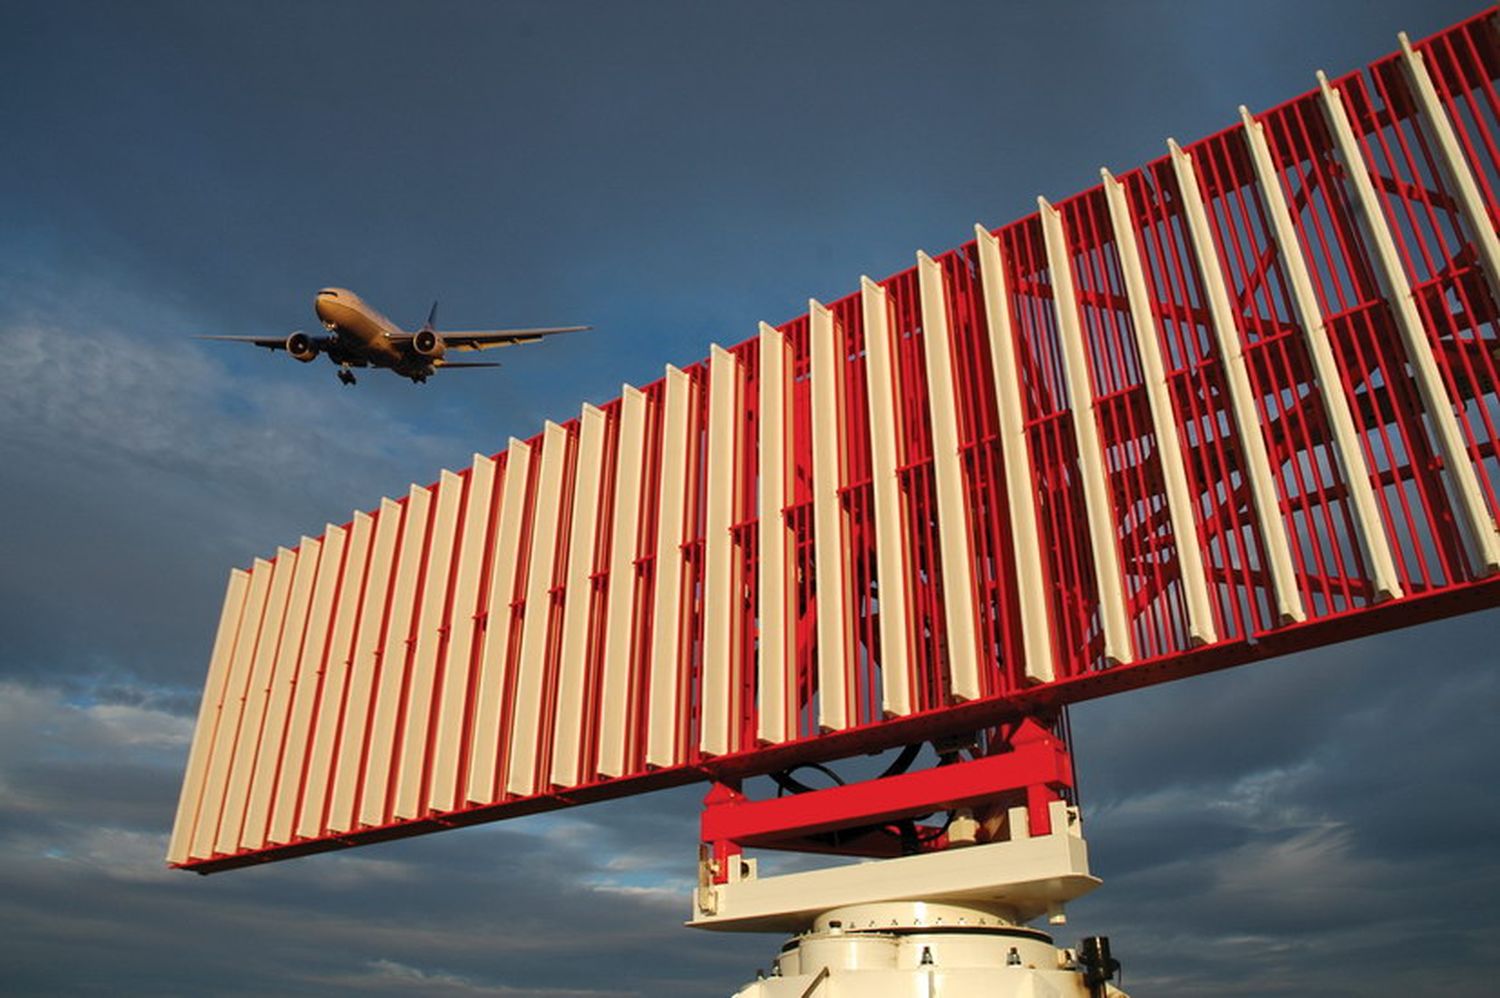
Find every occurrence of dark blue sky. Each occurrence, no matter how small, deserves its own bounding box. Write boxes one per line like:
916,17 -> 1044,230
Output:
2,2 -> 1497,994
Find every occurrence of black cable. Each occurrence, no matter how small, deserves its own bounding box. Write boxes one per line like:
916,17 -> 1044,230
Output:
770,761 -> 846,797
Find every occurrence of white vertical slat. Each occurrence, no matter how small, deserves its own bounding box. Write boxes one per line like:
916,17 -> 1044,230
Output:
268,523 -> 346,846
598,388 -> 648,777
1097,178 -> 1219,646
360,484 -> 432,827
700,345 -> 743,756
1169,139 -> 1308,624
466,439 -> 533,802
1038,198 -> 1135,665
1240,108 -> 1404,603
647,364 -> 694,768
860,279 -> 914,716
506,422 -> 571,797
1399,34 -> 1500,314
327,498 -> 402,833
297,510 -> 373,839
916,251 -> 984,700
191,557 -> 273,859
167,568 -> 249,864
429,458 -> 498,812
1318,73 -> 1500,575
241,537 -> 321,851
755,323 -> 796,744
973,227 -> 1057,682
810,300 -> 853,730
551,405 -> 607,786
393,470 -> 463,819
215,547 -> 298,854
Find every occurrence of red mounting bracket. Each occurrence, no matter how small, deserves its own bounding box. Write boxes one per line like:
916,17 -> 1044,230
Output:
700,718 -> 1074,885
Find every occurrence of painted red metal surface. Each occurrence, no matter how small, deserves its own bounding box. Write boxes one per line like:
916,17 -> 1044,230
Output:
177,11 -> 1500,873
699,719 -> 1074,875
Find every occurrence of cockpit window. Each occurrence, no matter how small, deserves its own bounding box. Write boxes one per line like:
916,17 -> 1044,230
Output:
317,289 -> 338,297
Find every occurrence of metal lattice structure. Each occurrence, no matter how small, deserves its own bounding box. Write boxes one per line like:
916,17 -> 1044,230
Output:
172,12 -> 1500,874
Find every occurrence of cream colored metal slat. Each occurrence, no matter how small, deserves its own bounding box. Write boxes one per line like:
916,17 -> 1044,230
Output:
755,323 -> 796,744
327,499 -> 402,833
598,387 -> 648,778
1169,140 -> 1308,624
973,227 -> 1057,682
551,406 -> 608,786
972,225 -> 1056,678
423,468 -> 480,810
427,459 -> 497,812
859,278 -> 914,716
1318,72 -> 1500,575
192,556 -> 273,859
1399,33 -> 1500,317
466,440 -> 532,802
1239,108 -> 1404,603
267,524 -> 346,845
167,568 -> 249,864
506,422 -> 572,797
647,365 -> 695,768
215,547 -> 298,854
1038,199 -> 1135,665
700,346 -> 744,756
241,537 -> 321,851
916,251 -> 984,699
359,484 -> 433,827
393,470 -> 464,819
297,511 -> 374,839
1097,179 -> 1219,647
810,300 -> 853,730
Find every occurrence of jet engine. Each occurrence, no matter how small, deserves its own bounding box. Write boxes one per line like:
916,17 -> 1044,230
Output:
286,331 -> 319,363
413,329 -> 446,359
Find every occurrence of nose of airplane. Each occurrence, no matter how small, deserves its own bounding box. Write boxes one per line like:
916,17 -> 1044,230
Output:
314,289 -> 339,323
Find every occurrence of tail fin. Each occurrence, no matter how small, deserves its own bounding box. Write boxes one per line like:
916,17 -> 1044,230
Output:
423,300 -> 438,331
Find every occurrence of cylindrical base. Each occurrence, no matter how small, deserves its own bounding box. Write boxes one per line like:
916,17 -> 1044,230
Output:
730,902 -> 1126,998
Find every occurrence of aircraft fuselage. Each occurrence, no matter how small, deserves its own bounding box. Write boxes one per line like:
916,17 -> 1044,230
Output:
199,286 -> 583,384
314,287 -> 426,379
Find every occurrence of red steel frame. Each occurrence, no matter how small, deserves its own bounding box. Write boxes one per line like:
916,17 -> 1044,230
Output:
179,11 -> 1500,874
700,718 -> 1076,881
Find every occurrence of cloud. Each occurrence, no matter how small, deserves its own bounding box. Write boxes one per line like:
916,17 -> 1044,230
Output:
316,958 -> 635,996
0,319 -> 461,502
1057,611 -> 1500,996
0,677 -> 769,996
0,313 -> 473,691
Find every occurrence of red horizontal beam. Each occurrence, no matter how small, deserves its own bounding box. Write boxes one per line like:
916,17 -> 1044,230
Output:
701,740 -> 1071,849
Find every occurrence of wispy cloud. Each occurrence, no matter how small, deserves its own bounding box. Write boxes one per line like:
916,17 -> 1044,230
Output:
316,958 -> 635,996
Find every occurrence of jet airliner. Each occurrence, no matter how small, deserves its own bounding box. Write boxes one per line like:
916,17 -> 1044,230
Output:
200,287 -> 588,384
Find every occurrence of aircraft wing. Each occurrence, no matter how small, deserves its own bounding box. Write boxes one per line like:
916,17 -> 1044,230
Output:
434,360 -> 502,369
421,326 -> 590,352
195,335 -> 289,352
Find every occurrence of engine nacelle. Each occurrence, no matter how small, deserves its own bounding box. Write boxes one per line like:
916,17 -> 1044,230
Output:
413,329 -> 445,359
286,331 -> 319,363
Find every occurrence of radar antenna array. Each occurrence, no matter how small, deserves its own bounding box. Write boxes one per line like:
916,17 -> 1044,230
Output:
170,12 -> 1500,996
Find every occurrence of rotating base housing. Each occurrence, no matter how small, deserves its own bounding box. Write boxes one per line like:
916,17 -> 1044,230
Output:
730,902 -> 1127,998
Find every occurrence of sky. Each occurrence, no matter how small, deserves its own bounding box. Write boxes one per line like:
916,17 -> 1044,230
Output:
1,1 -> 1497,994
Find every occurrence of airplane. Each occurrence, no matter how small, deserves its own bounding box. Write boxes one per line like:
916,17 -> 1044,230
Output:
199,287 -> 589,384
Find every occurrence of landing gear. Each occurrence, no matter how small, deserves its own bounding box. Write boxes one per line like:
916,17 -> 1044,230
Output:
338,367 -> 357,386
